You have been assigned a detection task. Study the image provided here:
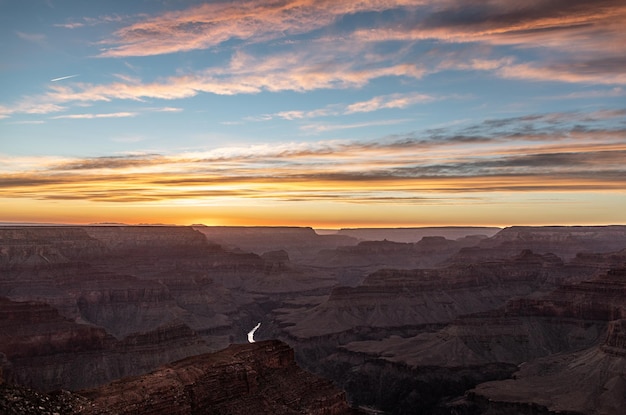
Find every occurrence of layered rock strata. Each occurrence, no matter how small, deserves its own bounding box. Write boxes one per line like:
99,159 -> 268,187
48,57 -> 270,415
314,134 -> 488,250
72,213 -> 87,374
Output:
79,340 -> 354,415
278,251 -> 569,338
0,297 -> 209,391
334,227 -> 501,243
0,341 -> 355,415
194,226 -> 357,262
450,225 -> 626,263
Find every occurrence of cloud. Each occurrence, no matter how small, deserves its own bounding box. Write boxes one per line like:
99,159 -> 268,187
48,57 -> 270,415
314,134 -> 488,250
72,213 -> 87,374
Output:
301,119 -> 412,133
1,45 -> 425,118
50,112 -> 137,119
0,101 -> 66,119
98,0 -> 426,57
2,109 -> 624,203
345,92 -> 435,114
556,87 -> 626,100
351,0 -> 626,84
53,22 -> 85,29
54,14 -> 126,29
16,31 -> 46,43
248,92 -> 436,122
1,0 -> 623,121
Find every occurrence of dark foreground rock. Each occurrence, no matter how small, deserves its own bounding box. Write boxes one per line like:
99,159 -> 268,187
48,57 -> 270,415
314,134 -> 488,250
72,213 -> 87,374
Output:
1,340 -> 356,415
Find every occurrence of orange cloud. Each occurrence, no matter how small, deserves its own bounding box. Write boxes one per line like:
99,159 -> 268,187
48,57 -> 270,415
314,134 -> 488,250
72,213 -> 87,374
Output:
98,0 -> 427,57
2,110 -> 625,206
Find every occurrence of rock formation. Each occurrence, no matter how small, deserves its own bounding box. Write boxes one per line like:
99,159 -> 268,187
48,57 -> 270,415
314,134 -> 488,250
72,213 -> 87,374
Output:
278,251 -> 571,338
77,340 -> 354,415
194,226 -> 357,262
333,227 -> 501,243
310,235 -> 488,270
450,225 -> 626,263
0,297 -> 209,391
3,224 -> 626,414
0,340 -> 355,415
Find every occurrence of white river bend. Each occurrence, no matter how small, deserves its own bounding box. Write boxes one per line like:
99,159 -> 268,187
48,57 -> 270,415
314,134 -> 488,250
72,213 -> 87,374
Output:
247,322 -> 261,343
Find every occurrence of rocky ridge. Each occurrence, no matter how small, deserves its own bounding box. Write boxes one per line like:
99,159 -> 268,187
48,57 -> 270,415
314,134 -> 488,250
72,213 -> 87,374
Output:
77,340 -> 354,415
277,251 -> 571,338
3,225 -> 626,414
1,340 -> 355,415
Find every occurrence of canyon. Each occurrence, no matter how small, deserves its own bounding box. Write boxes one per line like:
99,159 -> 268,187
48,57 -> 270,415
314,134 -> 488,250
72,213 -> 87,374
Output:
1,225 -> 626,414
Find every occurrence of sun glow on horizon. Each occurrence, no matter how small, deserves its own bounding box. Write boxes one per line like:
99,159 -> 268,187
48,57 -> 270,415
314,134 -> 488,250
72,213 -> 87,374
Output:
1,1 -> 625,226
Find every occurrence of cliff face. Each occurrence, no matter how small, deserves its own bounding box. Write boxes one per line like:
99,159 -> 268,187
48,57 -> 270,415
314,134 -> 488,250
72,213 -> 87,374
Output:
194,225 -> 358,262
278,251 -> 569,338
0,297 -> 209,391
0,341 -> 355,415
334,227 -> 501,243
83,226 -> 219,258
3,224 -> 626,414
0,227 -> 107,267
0,226 -> 346,392
469,330 -> 626,415
310,235 -> 487,270
451,225 -> 626,263
79,340 -> 354,415
340,267 -> 626,414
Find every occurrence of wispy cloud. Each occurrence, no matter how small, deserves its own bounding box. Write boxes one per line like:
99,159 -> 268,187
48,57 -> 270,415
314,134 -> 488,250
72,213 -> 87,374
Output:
7,120 -> 46,125
345,92 -> 435,114
351,0 -> 626,84
54,14 -> 127,30
16,31 -> 46,43
97,0 -> 426,57
252,92 -> 436,122
0,45 -> 425,118
301,119 -> 412,133
2,109 -> 624,203
555,87 -> 626,100
2,0 -> 624,122
50,112 -> 137,119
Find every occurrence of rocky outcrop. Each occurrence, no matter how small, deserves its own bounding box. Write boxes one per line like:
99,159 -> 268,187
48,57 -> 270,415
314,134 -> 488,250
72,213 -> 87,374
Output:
505,267 -> 626,321
450,225 -> 626,263
3,225 -> 626,414
0,227 -> 107,267
310,235 -> 487,270
0,226 -> 347,393
194,226 -> 357,262
78,340 -> 354,415
0,382 -> 92,415
83,226 -> 219,258
340,267 -> 626,414
278,251 -> 568,338
468,339 -> 626,415
334,227 -> 500,243
0,297 -> 210,391
0,341 -> 355,415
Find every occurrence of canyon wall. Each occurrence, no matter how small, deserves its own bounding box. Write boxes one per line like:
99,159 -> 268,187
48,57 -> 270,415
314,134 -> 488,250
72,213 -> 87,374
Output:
2,225 -> 626,414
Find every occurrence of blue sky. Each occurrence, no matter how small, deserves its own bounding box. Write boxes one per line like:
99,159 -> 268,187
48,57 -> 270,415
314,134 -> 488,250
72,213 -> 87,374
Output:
1,0 -> 625,227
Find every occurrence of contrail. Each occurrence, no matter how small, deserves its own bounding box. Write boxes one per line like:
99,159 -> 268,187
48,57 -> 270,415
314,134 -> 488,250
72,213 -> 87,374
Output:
50,74 -> 79,82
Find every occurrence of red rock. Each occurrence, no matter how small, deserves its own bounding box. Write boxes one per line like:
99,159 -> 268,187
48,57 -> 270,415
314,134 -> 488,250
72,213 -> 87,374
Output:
79,340 -> 355,415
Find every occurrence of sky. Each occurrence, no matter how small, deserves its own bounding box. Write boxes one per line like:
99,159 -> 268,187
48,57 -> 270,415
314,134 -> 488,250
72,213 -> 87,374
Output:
0,0 -> 625,228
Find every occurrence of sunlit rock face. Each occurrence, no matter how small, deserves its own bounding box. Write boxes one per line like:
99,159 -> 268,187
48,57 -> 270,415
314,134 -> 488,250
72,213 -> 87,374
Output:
78,340 -> 354,415
0,341 -> 355,415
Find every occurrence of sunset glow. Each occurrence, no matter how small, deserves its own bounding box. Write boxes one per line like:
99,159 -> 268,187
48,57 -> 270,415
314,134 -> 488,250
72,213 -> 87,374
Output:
1,0 -> 625,227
